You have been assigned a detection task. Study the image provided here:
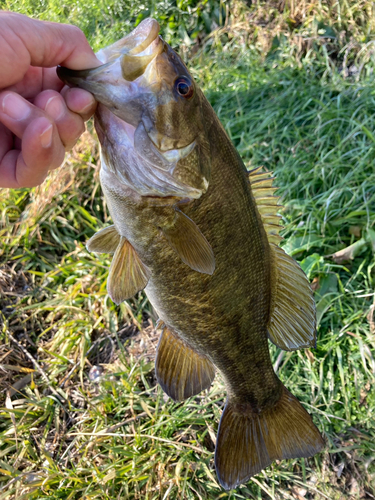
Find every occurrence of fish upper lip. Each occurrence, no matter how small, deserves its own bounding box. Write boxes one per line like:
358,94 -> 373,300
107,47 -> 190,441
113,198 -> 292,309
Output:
57,18 -> 161,88
126,19 -> 160,56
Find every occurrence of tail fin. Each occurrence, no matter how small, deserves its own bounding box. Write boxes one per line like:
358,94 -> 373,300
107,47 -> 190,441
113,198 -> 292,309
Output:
215,386 -> 324,490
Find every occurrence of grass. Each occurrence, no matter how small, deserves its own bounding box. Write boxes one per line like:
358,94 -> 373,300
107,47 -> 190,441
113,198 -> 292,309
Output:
1,0 -> 375,498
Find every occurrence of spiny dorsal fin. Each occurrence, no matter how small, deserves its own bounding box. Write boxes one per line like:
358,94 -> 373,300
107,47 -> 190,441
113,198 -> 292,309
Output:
107,237 -> 151,304
86,225 -> 121,254
248,167 -> 283,244
268,244 -> 316,350
155,325 -> 215,401
161,209 -> 215,275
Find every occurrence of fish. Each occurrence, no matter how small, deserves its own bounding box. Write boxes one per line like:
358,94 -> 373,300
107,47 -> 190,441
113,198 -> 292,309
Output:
57,18 -> 324,490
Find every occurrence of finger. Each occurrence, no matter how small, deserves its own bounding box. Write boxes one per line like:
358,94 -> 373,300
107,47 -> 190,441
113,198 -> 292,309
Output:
62,87 -> 97,121
3,67 -> 64,99
34,89 -> 88,150
0,91 -> 74,150
0,116 -> 65,188
0,122 -> 13,163
0,12 -> 101,89
0,91 -> 46,139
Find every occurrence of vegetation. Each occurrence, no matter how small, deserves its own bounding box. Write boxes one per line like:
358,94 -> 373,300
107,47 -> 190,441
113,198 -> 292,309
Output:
0,1 -> 375,498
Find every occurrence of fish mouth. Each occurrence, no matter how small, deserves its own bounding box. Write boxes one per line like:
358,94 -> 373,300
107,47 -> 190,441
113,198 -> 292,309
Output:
57,18 -> 162,95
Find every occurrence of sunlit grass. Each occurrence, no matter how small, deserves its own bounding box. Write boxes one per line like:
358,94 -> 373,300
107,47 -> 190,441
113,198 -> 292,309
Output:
0,1 -> 375,498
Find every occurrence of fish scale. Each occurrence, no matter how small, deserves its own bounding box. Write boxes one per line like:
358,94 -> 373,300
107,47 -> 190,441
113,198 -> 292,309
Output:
57,17 -> 324,490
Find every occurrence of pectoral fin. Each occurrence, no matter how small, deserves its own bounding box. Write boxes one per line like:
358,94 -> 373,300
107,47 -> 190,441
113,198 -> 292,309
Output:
161,209 -> 215,275
86,225 -> 121,254
155,325 -> 215,401
267,244 -> 316,350
107,237 -> 150,304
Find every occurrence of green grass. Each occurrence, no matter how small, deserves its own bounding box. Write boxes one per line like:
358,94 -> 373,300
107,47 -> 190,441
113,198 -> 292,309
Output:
1,1 -> 375,498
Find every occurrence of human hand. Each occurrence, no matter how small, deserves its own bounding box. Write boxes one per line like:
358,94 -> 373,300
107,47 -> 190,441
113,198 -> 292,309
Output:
0,12 -> 101,188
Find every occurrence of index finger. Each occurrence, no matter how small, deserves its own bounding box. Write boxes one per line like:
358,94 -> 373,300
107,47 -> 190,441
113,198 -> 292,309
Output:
3,67 -> 65,99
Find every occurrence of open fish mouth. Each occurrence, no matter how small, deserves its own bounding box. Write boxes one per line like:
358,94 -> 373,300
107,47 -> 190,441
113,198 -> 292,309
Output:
57,18 -> 162,99
57,18 -> 208,199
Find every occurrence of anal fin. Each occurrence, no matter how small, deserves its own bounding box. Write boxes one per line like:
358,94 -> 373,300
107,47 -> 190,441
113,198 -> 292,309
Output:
215,385 -> 324,490
107,237 -> 150,304
268,244 -> 316,350
155,325 -> 215,401
161,209 -> 215,275
86,225 -> 121,254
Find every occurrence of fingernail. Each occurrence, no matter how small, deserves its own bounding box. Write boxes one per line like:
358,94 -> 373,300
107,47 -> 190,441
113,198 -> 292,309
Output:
66,88 -> 96,113
2,93 -> 31,120
45,96 -> 65,121
80,94 -> 96,113
40,123 -> 53,148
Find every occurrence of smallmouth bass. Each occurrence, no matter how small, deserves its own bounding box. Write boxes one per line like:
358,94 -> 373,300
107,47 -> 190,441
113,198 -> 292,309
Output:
58,18 -> 324,489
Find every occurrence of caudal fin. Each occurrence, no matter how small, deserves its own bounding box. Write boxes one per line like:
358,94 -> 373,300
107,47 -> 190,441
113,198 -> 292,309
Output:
215,386 -> 324,490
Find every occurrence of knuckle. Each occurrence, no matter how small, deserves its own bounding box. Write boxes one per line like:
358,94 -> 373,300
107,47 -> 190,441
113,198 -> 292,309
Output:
69,25 -> 86,43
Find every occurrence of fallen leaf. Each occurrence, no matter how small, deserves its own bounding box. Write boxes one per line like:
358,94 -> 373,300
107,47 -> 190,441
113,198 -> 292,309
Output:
311,277 -> 320,292
360,381 -> 371,406
329,238 -> 367,264
305,349 -> 315,363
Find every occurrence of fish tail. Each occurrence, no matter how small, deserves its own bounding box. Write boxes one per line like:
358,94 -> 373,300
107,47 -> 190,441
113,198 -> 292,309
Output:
215,385 -> 324,490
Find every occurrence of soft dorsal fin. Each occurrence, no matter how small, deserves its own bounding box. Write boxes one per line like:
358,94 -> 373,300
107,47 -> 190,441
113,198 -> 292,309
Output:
161,209 -> 215,275
86,225 -> 121,254
249,168 -> 316,350
267,244 -> 316,350
248,167 -> 283,245
155,324 -> 215,401
107,237 -> 151,304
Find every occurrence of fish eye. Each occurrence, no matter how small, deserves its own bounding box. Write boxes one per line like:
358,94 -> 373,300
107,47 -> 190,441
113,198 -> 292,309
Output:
175,77 -> 194,99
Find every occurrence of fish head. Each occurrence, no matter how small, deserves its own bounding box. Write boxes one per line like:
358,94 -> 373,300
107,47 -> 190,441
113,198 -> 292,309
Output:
57,18 -> 212,199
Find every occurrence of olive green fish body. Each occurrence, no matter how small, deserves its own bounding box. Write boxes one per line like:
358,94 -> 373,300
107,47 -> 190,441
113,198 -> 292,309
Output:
99,101 -> 281,409
57,18 -> 324,489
